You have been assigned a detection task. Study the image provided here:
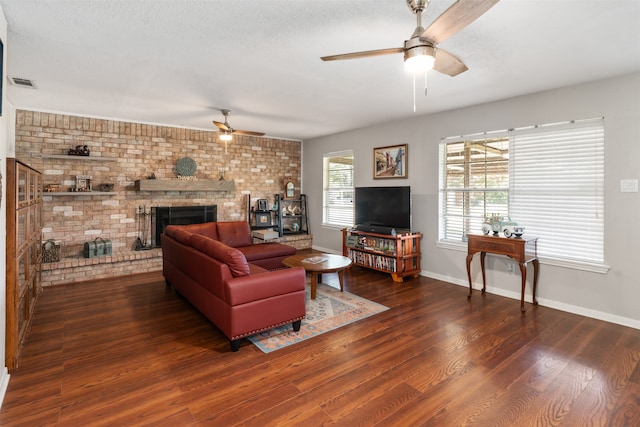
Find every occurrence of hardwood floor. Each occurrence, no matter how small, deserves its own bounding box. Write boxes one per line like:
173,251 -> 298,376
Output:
2,254 -> 639,426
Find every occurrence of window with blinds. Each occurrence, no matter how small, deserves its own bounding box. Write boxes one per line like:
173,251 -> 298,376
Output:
439,137 -> 510,242
439,117 -> 605,269
323,151 -> 354,227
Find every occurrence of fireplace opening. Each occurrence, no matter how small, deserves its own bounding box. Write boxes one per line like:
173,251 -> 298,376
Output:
151,205 -> 217,247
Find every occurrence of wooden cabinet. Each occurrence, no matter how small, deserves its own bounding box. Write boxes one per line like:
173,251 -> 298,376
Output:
342,228 -> 421,282
6,159 -> 43,370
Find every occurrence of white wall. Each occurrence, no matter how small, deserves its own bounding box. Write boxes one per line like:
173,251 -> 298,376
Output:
0,5 -> 11,406
303,72 -> 640,329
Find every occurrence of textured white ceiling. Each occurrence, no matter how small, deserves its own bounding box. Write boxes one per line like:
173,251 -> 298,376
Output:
1,0 -> 639,140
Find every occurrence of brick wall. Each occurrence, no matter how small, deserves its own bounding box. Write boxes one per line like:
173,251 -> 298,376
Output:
15,110 -> 309,285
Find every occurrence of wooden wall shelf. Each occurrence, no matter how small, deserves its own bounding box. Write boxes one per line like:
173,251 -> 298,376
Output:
44,191 -> 117,196
135,179 -> 235,192
39,154 -> 118,162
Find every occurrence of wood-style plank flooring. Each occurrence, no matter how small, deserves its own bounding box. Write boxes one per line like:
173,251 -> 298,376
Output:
2,252 -> 639,426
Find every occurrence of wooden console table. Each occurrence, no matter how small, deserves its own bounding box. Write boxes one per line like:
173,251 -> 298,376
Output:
466,234 -> 539,312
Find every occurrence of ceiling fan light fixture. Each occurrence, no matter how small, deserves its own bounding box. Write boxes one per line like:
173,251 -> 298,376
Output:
219,131 -> 233,141
404,44 -> 435,73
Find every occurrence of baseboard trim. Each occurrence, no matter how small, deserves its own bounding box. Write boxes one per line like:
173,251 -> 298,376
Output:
311,245 -> 340,254
0,367 -> 10,409
422,270 -> 640,330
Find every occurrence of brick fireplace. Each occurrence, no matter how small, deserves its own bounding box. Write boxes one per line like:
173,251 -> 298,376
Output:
15,110 -> 311,287
151,205 -> 217,247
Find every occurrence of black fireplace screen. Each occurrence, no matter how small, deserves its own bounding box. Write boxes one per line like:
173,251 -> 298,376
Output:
151,205 -> 217,247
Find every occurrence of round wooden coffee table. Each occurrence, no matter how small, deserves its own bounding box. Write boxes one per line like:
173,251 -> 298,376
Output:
283,254 -> 352,299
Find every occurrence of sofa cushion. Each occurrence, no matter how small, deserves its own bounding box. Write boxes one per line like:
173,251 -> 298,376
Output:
248,263 -> 269,275
188,234 -> 211,253
176,222 -> 219,240
216,221 -> 253,247
173,229 -> 193,245
200,237 -> 250,277
163,225 -> 180,239
237,242 -> 296,262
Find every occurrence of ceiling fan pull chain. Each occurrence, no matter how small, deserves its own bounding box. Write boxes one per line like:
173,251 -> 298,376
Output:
424,71 -> 428,97
413,73 -> 417,112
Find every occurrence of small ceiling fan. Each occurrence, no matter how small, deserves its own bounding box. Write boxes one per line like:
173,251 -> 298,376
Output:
212,109 -> 265,141
321,0 -> 500,77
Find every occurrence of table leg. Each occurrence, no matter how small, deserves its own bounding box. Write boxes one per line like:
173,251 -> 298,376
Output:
532,259 -> 539,306
480,252 -> 487,293
310,272 -> 318,300
466,253 -> 474,299
519,262 -> 527,312
338,270 -> 345,292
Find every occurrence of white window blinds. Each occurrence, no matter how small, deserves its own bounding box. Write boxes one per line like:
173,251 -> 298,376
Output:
509,118 -> 604,264
323,151 -> 354,227
439,117 -> 606,271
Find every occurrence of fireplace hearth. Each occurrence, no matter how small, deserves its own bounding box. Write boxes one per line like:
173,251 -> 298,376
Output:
151,205 -> 217,247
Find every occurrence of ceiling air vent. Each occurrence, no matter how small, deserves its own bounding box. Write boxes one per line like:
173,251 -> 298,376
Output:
9,76 -> 37,89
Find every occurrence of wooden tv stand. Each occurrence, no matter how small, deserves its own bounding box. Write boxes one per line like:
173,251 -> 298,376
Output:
342,228 -> 421,282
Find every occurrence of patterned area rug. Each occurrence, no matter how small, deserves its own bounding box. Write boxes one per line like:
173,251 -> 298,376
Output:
247,283 -> 389,353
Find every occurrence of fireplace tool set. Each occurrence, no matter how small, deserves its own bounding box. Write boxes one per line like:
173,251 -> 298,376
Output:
135,205 -> 153,250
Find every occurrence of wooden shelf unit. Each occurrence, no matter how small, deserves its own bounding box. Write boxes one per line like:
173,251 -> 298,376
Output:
342,228 -> 422,282
6,158 -> 43,370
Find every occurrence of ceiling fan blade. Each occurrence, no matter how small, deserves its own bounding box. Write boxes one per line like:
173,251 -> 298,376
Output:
421,0 -> 499,45
233,129 -> 265,137
321,47 -> 404,62
434,48 -> 468,77
213,120 -> 230,131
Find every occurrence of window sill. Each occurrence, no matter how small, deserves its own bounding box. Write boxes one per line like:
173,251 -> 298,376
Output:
322,223 -> 349,232
436,239 -> 610,274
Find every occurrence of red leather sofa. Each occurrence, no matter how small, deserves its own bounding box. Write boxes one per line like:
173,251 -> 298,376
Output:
161,221 -> 305,351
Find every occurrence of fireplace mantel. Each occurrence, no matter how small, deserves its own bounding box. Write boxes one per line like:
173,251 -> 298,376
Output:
135,179 -> 235,192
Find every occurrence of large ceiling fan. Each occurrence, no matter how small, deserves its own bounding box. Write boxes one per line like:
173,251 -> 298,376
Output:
321,0 -> 500,77
212,109 -> 265,141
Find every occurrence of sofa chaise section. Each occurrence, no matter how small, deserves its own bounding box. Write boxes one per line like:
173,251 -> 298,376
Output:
161,222 -> 305,351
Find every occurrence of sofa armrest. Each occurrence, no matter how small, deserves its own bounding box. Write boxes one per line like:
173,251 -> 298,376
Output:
225,267 -> 306,306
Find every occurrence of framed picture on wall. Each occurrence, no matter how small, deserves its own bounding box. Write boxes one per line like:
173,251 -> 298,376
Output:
373,144 -> 408,179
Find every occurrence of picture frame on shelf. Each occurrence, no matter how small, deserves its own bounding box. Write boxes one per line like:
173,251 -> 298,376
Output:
257,199 -> 268,211
75,175 -> 92,192
256,212 -> 271,226
373,144 -> 407,179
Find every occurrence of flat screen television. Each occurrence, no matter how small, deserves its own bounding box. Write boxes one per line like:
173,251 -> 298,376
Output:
355,186 -> 411,234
